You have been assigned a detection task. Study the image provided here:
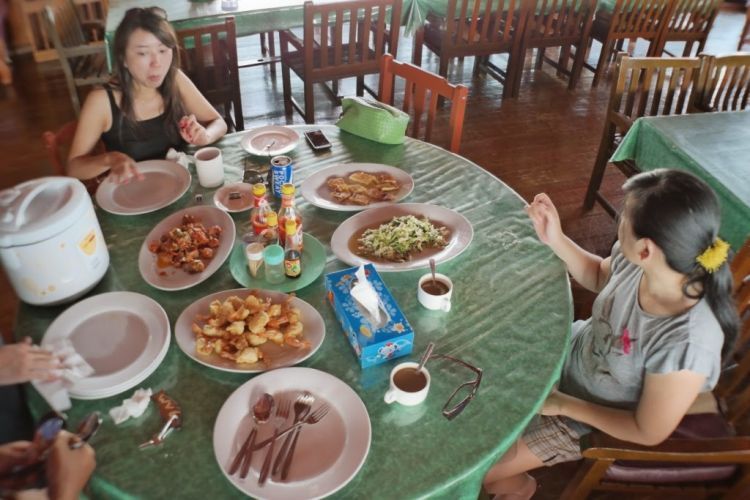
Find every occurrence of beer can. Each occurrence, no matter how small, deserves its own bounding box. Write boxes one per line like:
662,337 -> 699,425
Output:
270,155 -> 293,198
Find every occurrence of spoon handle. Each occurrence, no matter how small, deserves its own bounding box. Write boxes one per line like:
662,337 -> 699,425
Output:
258,429 -> 280,485
239,429 -> 258,479
229,427 -> 255,475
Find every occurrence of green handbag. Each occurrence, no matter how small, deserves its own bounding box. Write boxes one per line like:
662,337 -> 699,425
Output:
336,97 -> 409,145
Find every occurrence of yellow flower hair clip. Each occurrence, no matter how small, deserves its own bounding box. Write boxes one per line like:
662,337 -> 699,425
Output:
696,238 -> 730,273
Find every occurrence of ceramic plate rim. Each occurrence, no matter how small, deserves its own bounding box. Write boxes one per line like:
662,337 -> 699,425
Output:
300,163 -> 415,212
41,291 -> 170,398
213,182 -> 254,213
213,367 -> 371,499
330,202 -> 474,271
95,160 -> 191,215
240,126 -> 300,156
137,206 -> 236,291
174,288 -> 325,373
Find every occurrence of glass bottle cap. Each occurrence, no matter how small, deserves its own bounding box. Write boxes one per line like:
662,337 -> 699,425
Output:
252,183 -> 266,196
263,244 -> 284,265
281,183 -> 295,195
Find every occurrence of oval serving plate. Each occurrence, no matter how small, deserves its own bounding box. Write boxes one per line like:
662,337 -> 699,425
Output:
240,126 -> 300,156
95,160 -> 191,215
300,163 -> 414,212
330,203 -> 474,272
229,233 -> 327,292
174,289 -> 325,373
138,205 -> 235,291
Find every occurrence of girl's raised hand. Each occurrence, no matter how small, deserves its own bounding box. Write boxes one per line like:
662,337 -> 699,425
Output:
106,151 -> 143,184
524,193 -> 563,246
179,114 -> 210,146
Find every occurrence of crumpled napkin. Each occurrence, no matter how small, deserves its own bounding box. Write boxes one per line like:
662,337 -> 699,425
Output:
350,265 -> 387,329
109,388 -> 152,424
31,339 -> 95,412
166,148 -> 191,169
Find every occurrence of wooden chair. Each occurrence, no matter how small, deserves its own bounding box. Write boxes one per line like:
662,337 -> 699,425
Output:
651,0 -> 721,57
739,5 -> 750,51
41,2 -> 109,116
411,0 -> 530,98
42,120 -> 106,193
378,53 -> 469,153
582,54 -> 702,217
513,0 -> 597,96
238,32 -> 279,76
585,0 -> 675,87
279,0 -> 402,124
693,53 -> 750,112
560,241 -> 750,500
176,18 -> 244,131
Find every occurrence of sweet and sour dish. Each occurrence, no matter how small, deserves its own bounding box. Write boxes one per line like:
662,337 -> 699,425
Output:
148,214 -> 222,274
326,171 -> 401,206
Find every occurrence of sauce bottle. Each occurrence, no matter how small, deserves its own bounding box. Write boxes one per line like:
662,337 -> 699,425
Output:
250,183 -> 273,236
283,219 -> 302,279
260,211 -> 279,246
277,183 -> 302,247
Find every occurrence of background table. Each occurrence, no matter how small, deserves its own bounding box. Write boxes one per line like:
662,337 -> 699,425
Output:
611,111 -> 750,250
18,125 -> 572,499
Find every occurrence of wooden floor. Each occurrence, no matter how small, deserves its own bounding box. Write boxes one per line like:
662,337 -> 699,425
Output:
0,6 -> 746,497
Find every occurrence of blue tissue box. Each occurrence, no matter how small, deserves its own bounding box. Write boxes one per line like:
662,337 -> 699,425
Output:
325,264 -> 414,369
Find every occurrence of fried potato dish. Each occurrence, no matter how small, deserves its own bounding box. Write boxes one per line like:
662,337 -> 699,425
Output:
192,292 -> 309,366
148,214 -> 221,274
326,171 -> 401,206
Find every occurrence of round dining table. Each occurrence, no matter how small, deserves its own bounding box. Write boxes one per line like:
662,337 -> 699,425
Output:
16,125 -> 572,499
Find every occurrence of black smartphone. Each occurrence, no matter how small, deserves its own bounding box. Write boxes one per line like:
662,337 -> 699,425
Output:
304,130 -> 332,150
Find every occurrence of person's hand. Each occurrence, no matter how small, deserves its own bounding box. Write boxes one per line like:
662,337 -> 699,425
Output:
525,193 -> 563,246
46,431 -> 95,500
179,114 -> 210,146
540,390 -> 566,416
0,441 -> 35,475
0,338 -> 60,385
105,151 -> 143,184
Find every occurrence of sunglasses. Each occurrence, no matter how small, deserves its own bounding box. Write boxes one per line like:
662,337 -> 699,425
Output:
430,354 -> 483,420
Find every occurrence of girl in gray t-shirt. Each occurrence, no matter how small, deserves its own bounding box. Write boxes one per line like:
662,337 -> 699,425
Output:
483,169 -> 739,499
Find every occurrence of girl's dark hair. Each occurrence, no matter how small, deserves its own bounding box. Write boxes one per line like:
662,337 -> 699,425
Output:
111,7 -> 183,144
623,169 -> 739,362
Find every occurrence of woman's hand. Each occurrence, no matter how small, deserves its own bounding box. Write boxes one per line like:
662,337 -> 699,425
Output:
0,338 -> 60,385
179,114 -> 210,146
540,390 -> 567,416
46,431 -> 96,500
525,193 -> 563,246
106,151 -> 142,184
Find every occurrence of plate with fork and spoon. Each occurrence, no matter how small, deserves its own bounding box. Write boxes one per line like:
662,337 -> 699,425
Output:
213,367 -> 371,499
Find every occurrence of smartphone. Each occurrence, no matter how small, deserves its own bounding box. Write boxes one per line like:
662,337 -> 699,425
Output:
304,130 -> 332,150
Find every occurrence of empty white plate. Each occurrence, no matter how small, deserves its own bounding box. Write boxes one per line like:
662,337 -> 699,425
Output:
240,126 -> 300,156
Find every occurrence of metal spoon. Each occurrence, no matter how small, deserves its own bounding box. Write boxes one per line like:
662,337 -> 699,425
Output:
227,393 -> 272,477
70,412 -> 102,449
418,342 -> 435,373
429,258 -> 437,287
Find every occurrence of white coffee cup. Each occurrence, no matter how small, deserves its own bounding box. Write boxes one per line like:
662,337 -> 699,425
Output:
194,147 -> 225,188
417,273 -> 453,312
384,362 -> 430,406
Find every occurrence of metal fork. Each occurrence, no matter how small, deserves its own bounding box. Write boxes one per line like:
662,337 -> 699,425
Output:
251,404 -> 330,451
258,399 -> 290,486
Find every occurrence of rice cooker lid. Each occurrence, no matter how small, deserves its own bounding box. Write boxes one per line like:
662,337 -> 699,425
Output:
0,177 -> 91,247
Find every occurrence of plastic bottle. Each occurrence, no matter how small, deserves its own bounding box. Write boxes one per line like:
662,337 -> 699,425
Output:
277,183 -> 302,247
284,219 -> 302,279
263,244 -> 285,284
260,212 -> 279,247
250,183 -> 273,236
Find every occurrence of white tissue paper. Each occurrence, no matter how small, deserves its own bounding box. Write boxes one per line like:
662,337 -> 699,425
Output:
350,265 -> 386,328
109,388 -> 153,424
166,148 -> 190,169
31,339 -> 95,412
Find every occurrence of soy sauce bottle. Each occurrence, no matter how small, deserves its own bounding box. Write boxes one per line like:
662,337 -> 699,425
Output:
283,219 -> 302,279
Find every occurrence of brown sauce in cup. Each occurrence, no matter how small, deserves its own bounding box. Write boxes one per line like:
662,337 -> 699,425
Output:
393,367 -> 428,392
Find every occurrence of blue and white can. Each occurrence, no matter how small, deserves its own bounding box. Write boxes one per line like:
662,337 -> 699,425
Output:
270,155 -> 293,198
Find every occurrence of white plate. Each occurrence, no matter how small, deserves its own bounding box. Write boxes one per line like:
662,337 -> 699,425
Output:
175,288 -> 325,373
300,163 -> 415,211
213,183 -> 254,213
95,160 -> 191,215
138,206 -> 236,291
240,126 -> 300,156
213,368 -> 370,499
41,292 -> 170,399
330,203 -> 474,271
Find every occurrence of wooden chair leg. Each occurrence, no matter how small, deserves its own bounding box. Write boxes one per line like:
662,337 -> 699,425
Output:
560,459 -> 613,500
568,44 -> 585,90
558,45 -> 571,78
268,31 -> 277,76
591,39 -> 614,87
512,51 -> 525,98
438,56 -> 449,79
412,27 -> 424,66
281,63 -> 293,116
260,32 -> 268,57
535,48 -> 544,70
356,75 -> 364,96
583,124 -> 615,210
725,465 -> 750,500
304,80 -> 315,124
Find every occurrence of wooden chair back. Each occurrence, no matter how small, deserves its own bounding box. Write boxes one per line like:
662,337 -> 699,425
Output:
693,53 -> 750,112
302,0 -> 401,80
378,54 -> 469,153
176,18 -> 244,131
652,0 -> 721,56
740,8 -> 750,51
41,2 -> 109,115
603,0 -> 674,43
439,0 -> 529,56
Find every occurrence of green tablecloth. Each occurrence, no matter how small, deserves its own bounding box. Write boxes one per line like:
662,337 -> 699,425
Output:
611,111 -> 750,250
17,125 -> 572,499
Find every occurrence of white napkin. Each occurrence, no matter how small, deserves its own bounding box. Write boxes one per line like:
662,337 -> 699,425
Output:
350,265 -> 385,328
31,339 -> 95,412
109,388 -> 152,424
166,148 -> 191,169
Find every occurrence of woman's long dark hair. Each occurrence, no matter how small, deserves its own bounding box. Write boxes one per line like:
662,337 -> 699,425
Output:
111,7 -> 183,144
623,169 -> 739,362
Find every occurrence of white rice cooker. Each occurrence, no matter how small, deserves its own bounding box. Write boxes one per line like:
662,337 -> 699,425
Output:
0,177 -> 109,306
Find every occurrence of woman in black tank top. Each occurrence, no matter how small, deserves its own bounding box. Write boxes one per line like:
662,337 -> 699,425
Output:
66,7 -> 227,184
